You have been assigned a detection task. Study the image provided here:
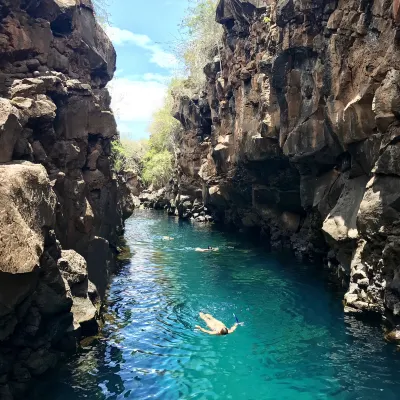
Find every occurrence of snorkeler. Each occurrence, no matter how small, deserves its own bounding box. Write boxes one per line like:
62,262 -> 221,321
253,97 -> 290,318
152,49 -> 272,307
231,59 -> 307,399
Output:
162,236 -> 174,241
195,312 -> 241,336
195,246 -> 219,252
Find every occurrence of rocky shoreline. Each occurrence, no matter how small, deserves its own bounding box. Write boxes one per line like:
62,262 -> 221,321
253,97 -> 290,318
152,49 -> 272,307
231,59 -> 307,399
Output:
146,0 -> 400,340
139,185 -> 215,223
0,1 -> 133,398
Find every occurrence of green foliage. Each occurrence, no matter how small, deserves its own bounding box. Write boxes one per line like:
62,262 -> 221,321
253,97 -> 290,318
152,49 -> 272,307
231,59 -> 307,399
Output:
142,150 -> 173,188
110,89 -> 180,187
148,89 -> 181,153
111,140 -> 126,173
111,138 -> 148,174
140,87 -> 182,188
263,16 -> 271,24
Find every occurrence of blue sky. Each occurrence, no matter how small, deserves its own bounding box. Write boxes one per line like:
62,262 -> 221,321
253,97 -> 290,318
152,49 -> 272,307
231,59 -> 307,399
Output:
104,0 -> 189,140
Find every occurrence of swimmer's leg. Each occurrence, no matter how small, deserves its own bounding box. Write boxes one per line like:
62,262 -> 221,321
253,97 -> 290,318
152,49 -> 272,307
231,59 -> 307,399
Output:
200,313 -> 222,330
199,313 -> 214,325
199,312 -> 209,321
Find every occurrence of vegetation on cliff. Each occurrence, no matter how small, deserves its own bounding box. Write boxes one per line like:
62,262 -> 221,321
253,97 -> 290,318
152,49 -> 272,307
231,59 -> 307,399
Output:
141,86 -> 181,187
175,0 -> 223,93
116,0 -> 221,189
111,139 -> 147,175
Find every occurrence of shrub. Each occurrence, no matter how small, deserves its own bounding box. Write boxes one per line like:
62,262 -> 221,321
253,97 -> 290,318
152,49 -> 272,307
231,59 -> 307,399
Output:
142,150 -> 173,188
141,86 -> 182,188
111,138 -> 148,174
148,89 -> 181,154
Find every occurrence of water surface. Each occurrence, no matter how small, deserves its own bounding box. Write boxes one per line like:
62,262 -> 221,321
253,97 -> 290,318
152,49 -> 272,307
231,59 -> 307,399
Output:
33,210 -> 400,399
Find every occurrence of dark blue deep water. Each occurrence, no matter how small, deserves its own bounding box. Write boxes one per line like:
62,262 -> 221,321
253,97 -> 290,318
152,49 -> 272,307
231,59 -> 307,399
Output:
33,210 -> 400,399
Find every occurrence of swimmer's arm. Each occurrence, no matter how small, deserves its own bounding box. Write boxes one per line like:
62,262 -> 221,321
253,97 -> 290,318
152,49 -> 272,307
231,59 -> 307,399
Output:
195,325 -> 218,335
228,323 -> 239,334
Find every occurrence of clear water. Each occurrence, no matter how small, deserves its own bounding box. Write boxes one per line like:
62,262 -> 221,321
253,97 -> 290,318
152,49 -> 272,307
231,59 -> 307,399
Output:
33,210 -> 400,400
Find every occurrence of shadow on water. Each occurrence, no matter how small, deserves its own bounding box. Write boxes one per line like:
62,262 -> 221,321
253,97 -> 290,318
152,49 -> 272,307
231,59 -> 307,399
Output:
32,210 -> 400,400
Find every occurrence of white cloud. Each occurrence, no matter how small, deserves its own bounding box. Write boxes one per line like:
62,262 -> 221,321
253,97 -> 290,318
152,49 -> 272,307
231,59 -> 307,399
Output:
107,77 -> 167,124
149,48 -> 179,69
142,73 -> 172,84
105,26 -> 179,70
105,27 -> 151,47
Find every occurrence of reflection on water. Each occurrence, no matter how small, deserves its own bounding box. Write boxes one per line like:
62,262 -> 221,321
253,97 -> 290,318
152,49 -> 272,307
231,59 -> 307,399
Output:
33,210 -> 400,400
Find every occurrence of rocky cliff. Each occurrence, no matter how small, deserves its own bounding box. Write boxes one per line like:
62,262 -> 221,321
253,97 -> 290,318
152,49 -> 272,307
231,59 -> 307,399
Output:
172,0 -> 400,330
0,1 -> 132,398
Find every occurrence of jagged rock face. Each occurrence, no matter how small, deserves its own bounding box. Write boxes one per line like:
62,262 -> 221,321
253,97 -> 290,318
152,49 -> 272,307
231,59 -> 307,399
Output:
0,0 -> 131,397
173,0 -> 400,322
0,162 -> 56,274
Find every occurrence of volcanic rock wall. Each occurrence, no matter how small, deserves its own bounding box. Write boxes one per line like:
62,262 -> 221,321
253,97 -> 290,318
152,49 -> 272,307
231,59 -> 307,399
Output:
173,0 -> 400,325
0,1 -> 132,398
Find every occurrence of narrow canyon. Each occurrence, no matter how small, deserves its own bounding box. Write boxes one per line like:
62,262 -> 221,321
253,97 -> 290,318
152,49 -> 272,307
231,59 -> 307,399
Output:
2,0 -> 400,398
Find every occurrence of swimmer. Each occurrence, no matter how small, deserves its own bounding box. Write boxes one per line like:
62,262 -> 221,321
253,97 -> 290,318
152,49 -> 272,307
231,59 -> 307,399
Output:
195,312 -> 240,336
162,236 -> 174,241
195,246 -> 219,252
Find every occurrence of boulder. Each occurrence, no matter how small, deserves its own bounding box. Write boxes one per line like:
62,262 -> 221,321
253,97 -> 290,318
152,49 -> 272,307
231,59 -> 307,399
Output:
375,142 -> 400,176
373,70 -> 400,133
71,296 -> 98,336
358,176 -> 400,240
9,78 -> 47,99
34,277 -> 72,316
0,99 -> 22,163
385,329 -> 400,343
208,185 -> 227,208
11,95 -> 57,121
0,162 -> 56,274
323,175 -> 369,243
58,250 -> 88,297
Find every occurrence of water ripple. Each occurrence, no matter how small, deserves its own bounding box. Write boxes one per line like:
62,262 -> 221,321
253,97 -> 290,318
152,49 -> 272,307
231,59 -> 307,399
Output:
32,210 -> 400,400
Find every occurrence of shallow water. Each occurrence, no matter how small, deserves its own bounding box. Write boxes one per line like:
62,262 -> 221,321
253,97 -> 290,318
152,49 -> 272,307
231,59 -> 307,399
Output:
33,210 -> 400,400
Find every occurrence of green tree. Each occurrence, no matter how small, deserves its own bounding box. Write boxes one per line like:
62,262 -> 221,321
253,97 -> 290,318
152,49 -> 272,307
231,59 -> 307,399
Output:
142,150 -> 173,188
141,87 -> 182,188
111,138 -> 148,174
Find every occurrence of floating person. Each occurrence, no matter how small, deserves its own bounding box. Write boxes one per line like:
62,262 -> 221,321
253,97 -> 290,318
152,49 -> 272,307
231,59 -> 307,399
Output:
195,246 -> 219,252
195,312 -> 242,336
162,236 -> 174,241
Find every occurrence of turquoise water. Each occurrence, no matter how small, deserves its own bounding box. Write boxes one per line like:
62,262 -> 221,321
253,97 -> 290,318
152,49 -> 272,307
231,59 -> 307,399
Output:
33,210 -> 400,400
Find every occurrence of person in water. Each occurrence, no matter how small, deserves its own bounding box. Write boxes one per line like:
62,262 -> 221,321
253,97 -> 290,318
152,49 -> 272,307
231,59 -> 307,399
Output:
195,246 -> 219,252
195,312 -> 240,335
